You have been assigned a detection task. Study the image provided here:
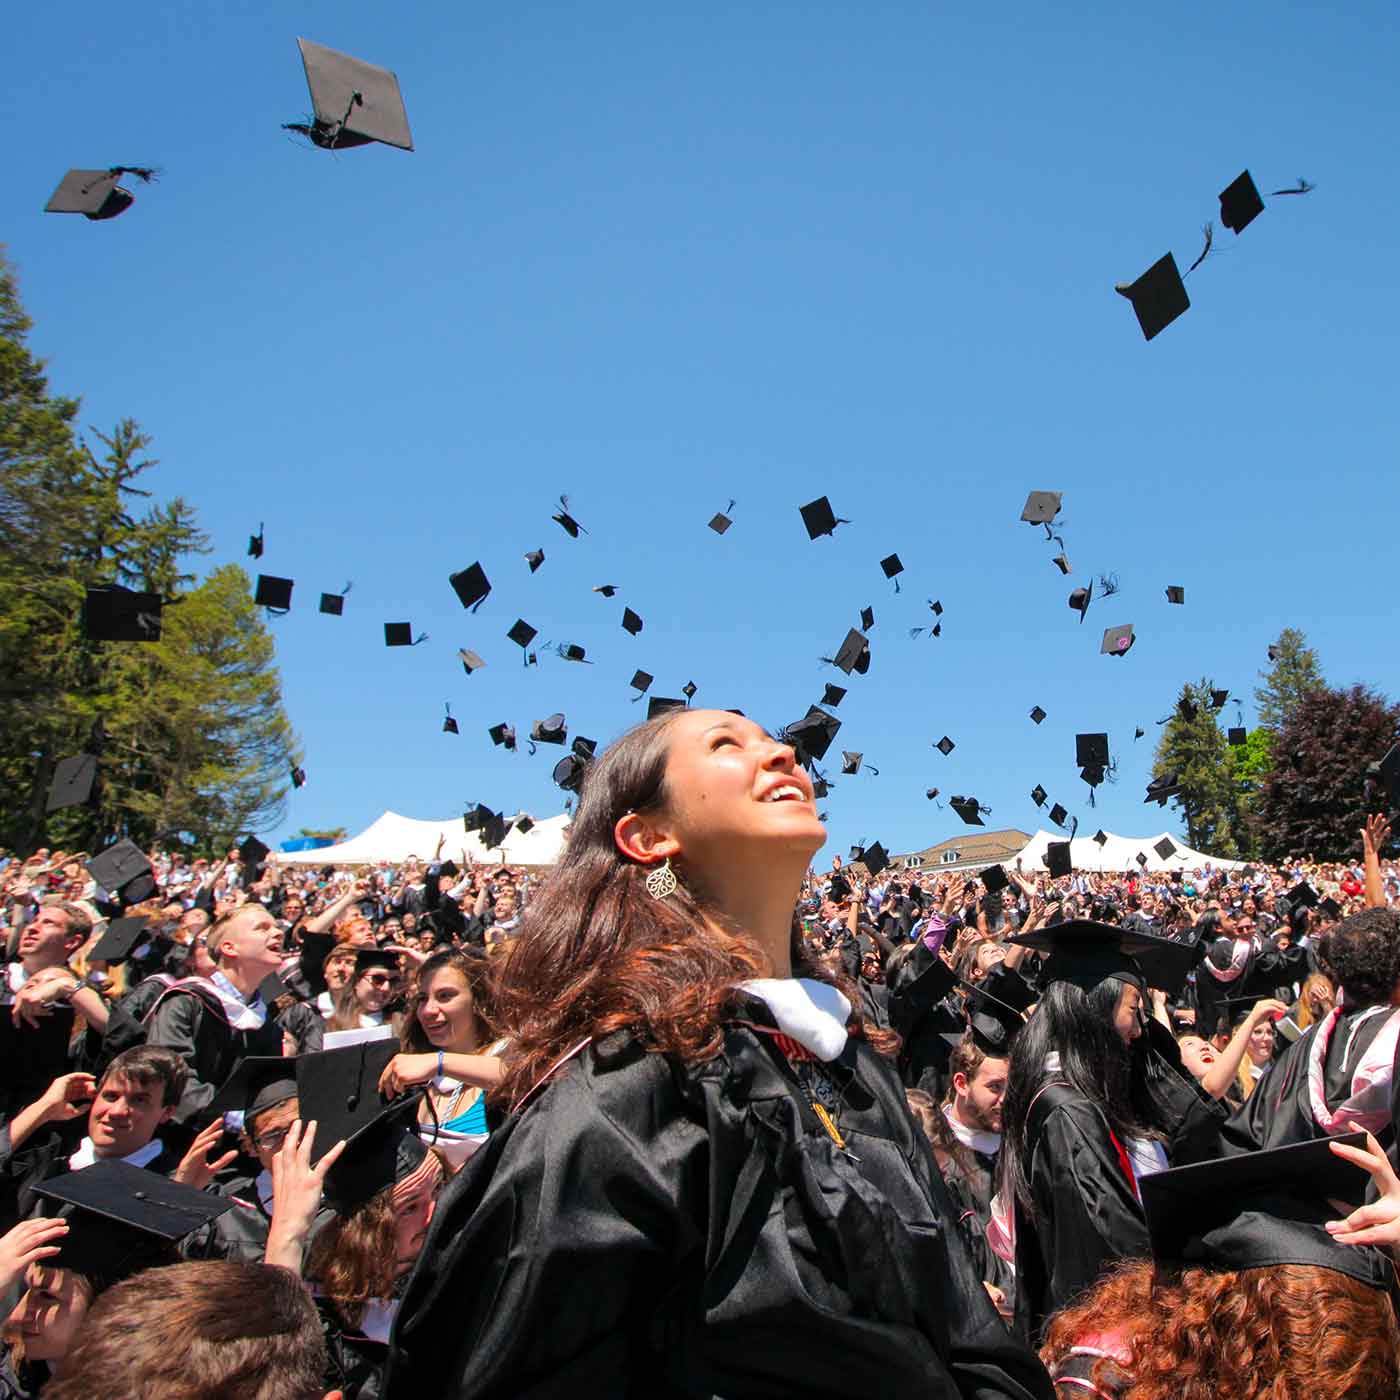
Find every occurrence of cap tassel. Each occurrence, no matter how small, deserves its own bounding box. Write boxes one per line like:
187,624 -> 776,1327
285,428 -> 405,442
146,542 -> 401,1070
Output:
411,631 -> 428,646
1186,222 -> 1215,275
1270,178 -> 1315,196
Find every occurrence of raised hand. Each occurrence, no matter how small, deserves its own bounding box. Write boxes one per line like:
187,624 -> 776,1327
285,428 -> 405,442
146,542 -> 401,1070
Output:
0,1217 -> 69,1295
172,1117 -> 239,1190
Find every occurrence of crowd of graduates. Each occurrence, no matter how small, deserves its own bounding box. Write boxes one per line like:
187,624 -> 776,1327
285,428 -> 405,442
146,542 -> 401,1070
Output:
1,709 -> 1399,1397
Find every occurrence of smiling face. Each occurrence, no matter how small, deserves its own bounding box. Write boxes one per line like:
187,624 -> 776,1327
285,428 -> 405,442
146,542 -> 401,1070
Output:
88,1072 -> 174,1158
1248,1019 -> 1275,1065
1177,1034 -> 1217,1079
416,965 -> 478,1051
213,904 -> 283,974
634,710 -> 825,880
7,1265 -> 91,1364
354,964 -> 400,1014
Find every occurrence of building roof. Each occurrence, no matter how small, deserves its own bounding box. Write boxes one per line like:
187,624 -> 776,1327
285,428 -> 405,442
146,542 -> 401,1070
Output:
891,828 -> 1031,870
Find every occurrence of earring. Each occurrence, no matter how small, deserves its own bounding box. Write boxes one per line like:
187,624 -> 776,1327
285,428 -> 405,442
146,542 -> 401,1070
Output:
645,857 -> 678,901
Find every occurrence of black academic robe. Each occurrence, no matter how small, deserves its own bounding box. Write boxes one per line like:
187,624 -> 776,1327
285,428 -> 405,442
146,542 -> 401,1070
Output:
1192,941 -> 1310,1035
387,1006 -> 1053,1399
884,942 -> 962,1096
180,1171 -> 334,1266
320,1299 -> 392,1400
938,1139 -> 1015,1308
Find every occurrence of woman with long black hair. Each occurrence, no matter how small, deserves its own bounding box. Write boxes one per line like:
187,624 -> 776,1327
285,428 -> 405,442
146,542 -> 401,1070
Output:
388,708 -> 1051,1399
1000,921 -> 1222,1344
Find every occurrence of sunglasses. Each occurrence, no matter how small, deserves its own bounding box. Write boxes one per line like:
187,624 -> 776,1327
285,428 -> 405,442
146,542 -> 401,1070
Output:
363,973 -> 400,989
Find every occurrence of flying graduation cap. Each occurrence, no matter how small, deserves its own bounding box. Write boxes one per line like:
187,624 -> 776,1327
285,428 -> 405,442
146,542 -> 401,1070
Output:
442,704 -> 458,736
1068,582 -> 1092,622
880,554 -> 904,591
384,622 -> 426,647
506,619 -> 537,662
488,722 -> 517,751
44,166 -> 157,221
840,752 -> 878,777
935,736 -> 955,756
621,607 -> 644,636
247,524 -> 264,559
320,583 -> 352,616
552,495 -> 586,537
525,549 -> 545,573
554,642 -> 590,663
1101,623 -> 1135,656
593,584 -> 619,598
1165,585 -> 1185,605
823,628 -> 870,676
709,500 -> 735,534
1020,491 -> 1062,526
529,714 -> 567,748
822,684 -> 846,708
1030,706 -> 1046,725
1219,170 -> 1265,235
458,648 -> 486,674
629,670 -> 653,700
47,754 -> 98,813
784,707 -> 841,765
449,563 -> 490,612
82,585 -> 164,642
799,496 -> 848,540
285,38 -> 414,152
254,576 -> 294,614
950,795 -> 989,826
289,763 -> 307,788
1116,252 -> 1189,341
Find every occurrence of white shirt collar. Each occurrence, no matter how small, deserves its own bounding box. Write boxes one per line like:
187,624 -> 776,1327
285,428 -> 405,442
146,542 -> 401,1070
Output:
942,1103 -> 1002,1157
739,977 -> 851,1062
69,1136 -> 163,1172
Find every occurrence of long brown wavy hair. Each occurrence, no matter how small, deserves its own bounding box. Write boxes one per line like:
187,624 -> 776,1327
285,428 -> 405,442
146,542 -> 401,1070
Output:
400,948 -> 495,1055
1041,1258 -> 1400,1398
490,711 -> 895,1108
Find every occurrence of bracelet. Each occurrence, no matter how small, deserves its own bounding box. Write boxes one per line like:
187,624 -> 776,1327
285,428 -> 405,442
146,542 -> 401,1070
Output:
436,1050 -> 445,1079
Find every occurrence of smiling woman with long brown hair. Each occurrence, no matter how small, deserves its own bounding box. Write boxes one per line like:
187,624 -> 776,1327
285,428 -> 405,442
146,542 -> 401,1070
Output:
388,708 -> 1051,1399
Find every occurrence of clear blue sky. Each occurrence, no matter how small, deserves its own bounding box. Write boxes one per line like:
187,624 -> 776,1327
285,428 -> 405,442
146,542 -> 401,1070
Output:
6,2 -> 1398,856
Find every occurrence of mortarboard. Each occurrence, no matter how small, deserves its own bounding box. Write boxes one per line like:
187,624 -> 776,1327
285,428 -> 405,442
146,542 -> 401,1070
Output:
950,796 -> 985,826
1139,1133 -> 1391,1285
629,670 -> 653,698
828,873 -> 852,902
449,563 -> 491,612
1020,491 -> 1062,526
551,495 -> 586,538
682,681 -> 698,702
1136,851 -> 1149,868
785,708 -> 841,765
1165,585 -> 1185,605
83,585 -> 163,642
1268,644 -> 1281,662
287,38 -> 414,152
1101,623 -> 1135,656
480,809 -> 509,850
860,606 -> 875,632
319,588 -> 348,616
840,751 -> 863,776
353,948 -> 401,978
799,496 -> 847,540
962,981 -> 1028,1057
1068,583 -> 1092,622
621,607 -> 644,636
290,763 -> 307,788
209,1055 -> 299,1126
822,684 -> 847,708
524,549 -> 545,573
487,722 -> 516,751
34,1162 -> 232,1293
1177,696 -> 1198,722
384,622 -> 424,647
593,584 -> 619,598
1092,829 -> 1108,846
709,502 -> 734,534
529,714 -> 567,746
88,916 -> 152,965
1115,252 -> 1189,341
853,842 -> 889,877
1011,920 -> 1196,996
1031,784 -> 1047,807
1048,802 -> 1069,828
1210,689 -> 1230,709
47,754 -> 98,813
1075,733 -> 1109,768
880,554 -> 904,589
925,788 -> 941,801
513,814 -> 535,835
929,600 -> 944,617
647,697 -> 686,720
1287,880 -> 1319,909
553,754 -> 587,793
295,1043 -> 426,1210
247,525 -> 264,559
555,643 -> 589,663
826,628 -> 869,677
1052,553 -> 1071,575
507,619 -> 537,651
238,836 -> 270,871
1153,836 -> 1177,861
981,863 -> 1009,894
44,167 -> 154,221
442,705 -> 459,736
1029,706 -> 1046,725
255,576 -> 294,613
1218,170 -> 1265,236
936,736 -> 955,756
462,803 -> 490,833
1145,772 -> 1180,805
87,840 -> 156,904
1045,841 -> 1072,878
1319,896 -> 1343,922
459,648 -> 486,675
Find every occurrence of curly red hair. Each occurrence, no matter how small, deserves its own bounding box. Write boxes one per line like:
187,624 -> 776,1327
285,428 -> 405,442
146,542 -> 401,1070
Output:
1041,1258 -> 1400,1399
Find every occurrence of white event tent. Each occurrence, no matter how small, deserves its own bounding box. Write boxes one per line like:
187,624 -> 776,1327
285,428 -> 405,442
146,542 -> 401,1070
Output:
1010,828 -> 1247,874
275,810 -> 570,868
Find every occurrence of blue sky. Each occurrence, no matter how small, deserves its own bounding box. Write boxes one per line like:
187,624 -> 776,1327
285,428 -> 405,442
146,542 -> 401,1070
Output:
7,3 -> 1398,856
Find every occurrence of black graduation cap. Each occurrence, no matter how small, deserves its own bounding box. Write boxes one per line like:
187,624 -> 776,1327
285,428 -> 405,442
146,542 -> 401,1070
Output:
1135,726 -> 1146,740
1136,851 -> 1149,868
551,495 -> 586,538
1068,583 -> 1092,622
525,549 -> 545,573
799,496 -> 847,540
1268,644 -> 1281,662
513,814 -> 535,836
238,836 -> 271,871
480,809 -> 509,850
1048,802 -> 1069,828
1139,1133 -> 1390,1287
1101,623 -> 1135,656
530,714 -> 567,746
286,38 -> 414,152
981,863 -> 1009,894
1219,170 -> 1265,236
1045,840 -> 1073,878
1075,733 -> 1109,768
1287,880 -> 1319,909
1029,706 -> 1046,725
709,501 -> 734,534
83,585 -> 164,642
208,1055 -> 299,1126
826,628 -> 869,676
1115,251 -> 1190,341
449,563 -> 491,612
1010,919 -> 1196,996
34,1161 -> 233,1293
821,684 -> 846,708
925,788 -> 941,802
295,1043 -> 427,1209
1319,895 -> 1344,922
1020,491 -> 1062,526
950,796 -> 985,826
462,803 -> 491,833
1210,689 -> 1230,710
290,763 -> 307,788
488,722 -> 516,751
44,167 -> 155,221
828,873 -> 852,902
1031,784 -> 1048,807
88,916 -> 152,966
840,751 -> 863,776
936,736 -> 955,757
385,622 -> 425,647
353,947 -> 401,978
855,842 -> 890,877
247,525 -> 265,559
555,643 -> 590,663
319,587 -> 348,616
87,840 -> 156,904
1165,585 -> 1185,605
860,606 -> 875,632
553,754 -> 587,793
442,704 -> 459,736
47,753 -> 98,813
1175,696 -> 1198,723
459,648 -> 486,675
253,575 -> 293,614
621,607 -> 644,636
929,600 -> 944,618
880,554 -> 904,590
1145,772 -> 1180,805
507,619 -> 537,652
593,584 -> 619,598
1154,836 -> 1177,861
647,697 -> 686,720
1092,829 -> 1108,846
1052,553 -> 1071,575
629,670 -> 653,698
785,708 -> 841,764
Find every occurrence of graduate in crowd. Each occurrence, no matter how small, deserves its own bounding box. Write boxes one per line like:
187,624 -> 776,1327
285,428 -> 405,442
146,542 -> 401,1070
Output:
387,709 -> 1053,1399
325,950 -> 406,1037
1174,997 -> 1287,1105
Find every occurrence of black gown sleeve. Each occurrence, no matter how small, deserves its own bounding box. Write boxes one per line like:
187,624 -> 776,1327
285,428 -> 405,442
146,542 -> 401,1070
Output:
144,994 -> 215,1122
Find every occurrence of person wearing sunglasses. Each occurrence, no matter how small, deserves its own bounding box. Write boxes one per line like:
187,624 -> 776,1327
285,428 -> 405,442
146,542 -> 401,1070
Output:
326,950 -> 404,1036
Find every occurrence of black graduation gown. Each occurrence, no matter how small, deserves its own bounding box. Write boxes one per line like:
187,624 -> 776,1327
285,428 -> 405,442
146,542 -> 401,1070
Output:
387,1006 -> 1053,1399
938,1139 -> 1015,1308
884,942 -> 962,1096
320,1299 -> 392,1400
1192,941 -> 1310,1035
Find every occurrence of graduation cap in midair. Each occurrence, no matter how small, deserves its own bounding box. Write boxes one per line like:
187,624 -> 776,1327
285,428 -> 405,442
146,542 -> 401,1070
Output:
823,628 -> 870,677
529,714 -> 568,750
384,622 -> 427,647
1219,170 -> 1265,235
1101,623 -> 1135,656
47,754 -> 98,814
87,840 -> 156,905
290,763 -> 307,789
593,584 -> 619,598
553,642 -> 590,664
254,576 -> 294,615
1145,772 -> 1180,805
799,496 -> 849,540
925,788 -> 943,805
821,684 -> 846,708
1210,688 -> 1230,710
935,736 -> 955,757
682,681 -> 698,702
524,548 -> 545,574
284,38 -> 414,152
83,585 -> 164,642
1045,840 -> 1073,878
1031,784 -> 1047,807
840,751 -> 878,777
859,606 -> 875,632
320,582 -> 352,616
1068,582 -> 1092,622
784,707 -> 841,765
551,495 -> 586,537
1153,836 -> 1178,861
1165,585 -> 1185,605
247,524 -> 264,559
488,722 -> 517,752
880,554 -> 904,592
449,563 -> 490,612
506,619 -> 537,663
709,499 -> 735,534
1020,491 -> 1062,526
621,607 -> 644,636
1115,252 -> 1189,341
1048,802 -> 1070,829
45,166 -> 157,221
458,648 -> 486,675
950,796 -> 989,826
442,704 -> 459,736
1030,705 -> 1047,725
629,670 -> 653,701
1228,726 -> 1248,746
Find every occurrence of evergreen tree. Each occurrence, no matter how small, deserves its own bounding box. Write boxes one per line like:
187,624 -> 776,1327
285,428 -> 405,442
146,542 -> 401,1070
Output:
1254,685 -> 1400,861
1256,628 -> 1325,731
1151,679 -> 1249,858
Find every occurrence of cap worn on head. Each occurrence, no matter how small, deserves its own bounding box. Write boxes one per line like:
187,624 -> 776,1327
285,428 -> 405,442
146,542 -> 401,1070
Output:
209,1055 -> 298,1125
647,697 -> 686,720
449,563 -> 491,612
1020,491 -> 1063,526
1101,623 -> 1136,656
83,585 -> 164,643
254,576 -> 294,613
1010,919 -> 1196,996
1219,170 -> 1265,236
290,38 -> 414,152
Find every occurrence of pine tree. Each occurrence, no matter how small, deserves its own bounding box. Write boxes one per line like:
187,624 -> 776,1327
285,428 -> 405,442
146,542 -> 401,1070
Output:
1151,679 -> 1249,857
1256,628 -> 1325,731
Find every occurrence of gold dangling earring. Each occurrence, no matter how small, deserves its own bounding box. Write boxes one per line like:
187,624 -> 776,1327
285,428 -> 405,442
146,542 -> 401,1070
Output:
645,856 -> 678,901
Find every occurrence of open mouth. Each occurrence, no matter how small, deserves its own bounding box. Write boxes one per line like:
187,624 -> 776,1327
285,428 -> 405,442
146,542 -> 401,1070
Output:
759,784 -> 809,804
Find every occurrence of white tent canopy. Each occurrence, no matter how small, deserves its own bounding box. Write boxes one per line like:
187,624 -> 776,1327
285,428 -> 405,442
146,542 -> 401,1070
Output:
275,811 -> 570,867
1010,828 -> 1247,874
